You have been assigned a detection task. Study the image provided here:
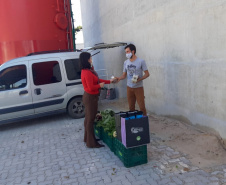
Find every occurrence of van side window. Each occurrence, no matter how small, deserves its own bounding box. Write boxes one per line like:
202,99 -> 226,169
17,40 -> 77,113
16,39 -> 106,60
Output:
0,65 -> 27,91
64,59 -> 81,80
32,61 -> 62,86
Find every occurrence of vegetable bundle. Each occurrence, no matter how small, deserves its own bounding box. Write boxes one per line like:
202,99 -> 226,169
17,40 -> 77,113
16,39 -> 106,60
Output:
96,109 -> 116,137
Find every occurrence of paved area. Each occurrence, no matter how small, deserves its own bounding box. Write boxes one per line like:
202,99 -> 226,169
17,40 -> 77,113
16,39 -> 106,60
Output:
0,112 -> 226,185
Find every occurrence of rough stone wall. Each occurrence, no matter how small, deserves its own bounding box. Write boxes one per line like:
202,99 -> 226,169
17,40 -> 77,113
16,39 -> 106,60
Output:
80,0 -> 226,139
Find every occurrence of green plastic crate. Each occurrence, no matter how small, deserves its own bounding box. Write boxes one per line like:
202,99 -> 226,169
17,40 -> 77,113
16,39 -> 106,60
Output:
102,130 -> 115,152
94,124 -> 102,140
114,138 -> 148,168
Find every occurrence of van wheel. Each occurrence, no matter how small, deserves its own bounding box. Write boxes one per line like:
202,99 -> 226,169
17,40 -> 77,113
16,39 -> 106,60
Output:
67,97 -> 85,119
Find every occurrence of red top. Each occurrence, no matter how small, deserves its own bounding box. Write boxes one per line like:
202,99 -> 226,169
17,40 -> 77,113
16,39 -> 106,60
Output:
81,69 -> 110,95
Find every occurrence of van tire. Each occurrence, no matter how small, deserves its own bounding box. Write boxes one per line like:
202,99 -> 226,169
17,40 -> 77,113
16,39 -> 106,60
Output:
67,97 -> 85,119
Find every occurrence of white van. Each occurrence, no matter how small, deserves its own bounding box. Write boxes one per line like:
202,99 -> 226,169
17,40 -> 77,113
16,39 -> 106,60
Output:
0,42 -> 127,125
0,51 -> 85,124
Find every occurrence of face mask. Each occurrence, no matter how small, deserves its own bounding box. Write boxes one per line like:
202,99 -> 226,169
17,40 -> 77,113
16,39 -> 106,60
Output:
126,52 -> 132,59
90,62 -> 93,67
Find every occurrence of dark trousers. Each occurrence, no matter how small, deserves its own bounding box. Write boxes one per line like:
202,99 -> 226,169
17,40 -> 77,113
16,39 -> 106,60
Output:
83,91 -> 99,147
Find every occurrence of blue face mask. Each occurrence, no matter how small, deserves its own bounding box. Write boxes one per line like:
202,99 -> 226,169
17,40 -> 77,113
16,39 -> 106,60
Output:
126,52 -> 132,59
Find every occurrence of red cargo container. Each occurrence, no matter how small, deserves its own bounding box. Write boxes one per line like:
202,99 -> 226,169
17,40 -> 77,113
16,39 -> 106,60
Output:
0,0 -> 74,65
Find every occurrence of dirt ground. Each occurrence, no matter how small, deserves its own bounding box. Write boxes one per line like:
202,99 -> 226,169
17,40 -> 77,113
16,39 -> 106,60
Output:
99,99 -> 226,172
149,113 -> 226,172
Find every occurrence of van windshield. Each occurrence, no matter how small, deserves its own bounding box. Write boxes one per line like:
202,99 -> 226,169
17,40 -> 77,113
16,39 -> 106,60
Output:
0,65 -> 27,91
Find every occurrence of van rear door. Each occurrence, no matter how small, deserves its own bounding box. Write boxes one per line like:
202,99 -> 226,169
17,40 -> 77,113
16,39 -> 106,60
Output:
82,42 -> 127,51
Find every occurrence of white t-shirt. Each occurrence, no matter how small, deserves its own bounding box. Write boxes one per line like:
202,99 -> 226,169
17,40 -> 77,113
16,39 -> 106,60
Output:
123,57 -> 148,88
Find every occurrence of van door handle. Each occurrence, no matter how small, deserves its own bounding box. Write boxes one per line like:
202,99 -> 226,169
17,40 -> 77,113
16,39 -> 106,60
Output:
19,90 -> 28,95
34,88 -> 42,95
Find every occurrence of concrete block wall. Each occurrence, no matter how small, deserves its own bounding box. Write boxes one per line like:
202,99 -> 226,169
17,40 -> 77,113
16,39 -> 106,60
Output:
80,0 -> 226,139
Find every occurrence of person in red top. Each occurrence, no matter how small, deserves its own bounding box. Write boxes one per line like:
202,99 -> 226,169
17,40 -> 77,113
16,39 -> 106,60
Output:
80,52 -> 114,148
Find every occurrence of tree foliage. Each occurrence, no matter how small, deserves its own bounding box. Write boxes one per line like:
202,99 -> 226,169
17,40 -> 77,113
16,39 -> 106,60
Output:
75,26 -> 82,34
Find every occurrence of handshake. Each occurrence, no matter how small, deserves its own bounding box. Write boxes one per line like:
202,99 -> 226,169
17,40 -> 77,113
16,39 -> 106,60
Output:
100,76 -> 120,88
110,76 -> 120,84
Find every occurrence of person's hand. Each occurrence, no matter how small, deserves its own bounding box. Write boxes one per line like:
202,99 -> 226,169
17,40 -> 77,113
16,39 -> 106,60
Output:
135,77 -> 140,83
110,77 -> 119,83
99,82 -> 105,88
110,78 -> 114,83
114,77 -> 120,83
136,77 -> 144,83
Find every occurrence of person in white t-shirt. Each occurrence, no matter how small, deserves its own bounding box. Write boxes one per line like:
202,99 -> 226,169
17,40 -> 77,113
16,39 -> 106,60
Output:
117,44 -> 150,116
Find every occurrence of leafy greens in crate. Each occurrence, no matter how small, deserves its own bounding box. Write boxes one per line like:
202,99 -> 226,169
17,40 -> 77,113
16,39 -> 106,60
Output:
96,109 -> 116,137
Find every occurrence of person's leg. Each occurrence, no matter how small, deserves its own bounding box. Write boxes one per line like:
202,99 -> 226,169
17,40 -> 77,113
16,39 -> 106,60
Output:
86,94 -> 102,148
134,87 -> 147,116
127,86 -> 136,111
82,93 -> 88,142
83,118 -> 87,142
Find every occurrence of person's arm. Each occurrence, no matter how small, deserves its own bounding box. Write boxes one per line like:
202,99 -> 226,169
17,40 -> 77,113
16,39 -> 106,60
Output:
99,79 -> 111,84
136,59 -> 149,83
136,70 -> 149,83
116,72 -> 127,82
116,61 -> 127,82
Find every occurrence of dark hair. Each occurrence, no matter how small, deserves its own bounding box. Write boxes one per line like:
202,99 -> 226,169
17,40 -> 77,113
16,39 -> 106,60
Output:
79,52 -> 91,69
125,44 -> 136,54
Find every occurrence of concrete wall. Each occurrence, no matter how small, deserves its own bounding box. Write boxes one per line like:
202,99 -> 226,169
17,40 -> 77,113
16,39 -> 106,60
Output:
80,0 -> 226,139
75,43 -> 84,50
